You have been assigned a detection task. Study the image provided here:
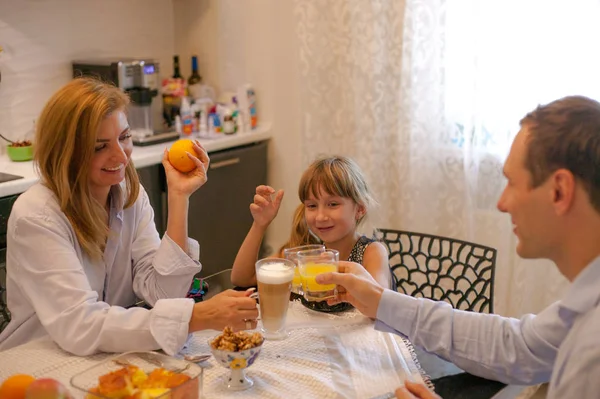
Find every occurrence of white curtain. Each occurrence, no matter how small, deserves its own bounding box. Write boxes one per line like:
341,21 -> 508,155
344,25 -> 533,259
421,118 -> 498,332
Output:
293,0 -> 600,317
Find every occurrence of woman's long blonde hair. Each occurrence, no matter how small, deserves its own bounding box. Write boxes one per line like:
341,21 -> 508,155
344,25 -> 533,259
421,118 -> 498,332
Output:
279,156 -> 375,252
35,77 -> 140,260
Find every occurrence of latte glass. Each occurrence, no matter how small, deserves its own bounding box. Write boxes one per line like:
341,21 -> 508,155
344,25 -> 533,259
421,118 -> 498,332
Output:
297,249 -> 339,302
283,244 -> 326,295
254,258 -> 295,340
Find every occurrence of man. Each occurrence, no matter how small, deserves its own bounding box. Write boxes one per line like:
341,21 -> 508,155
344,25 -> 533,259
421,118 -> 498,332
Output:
317,95 -> 600,399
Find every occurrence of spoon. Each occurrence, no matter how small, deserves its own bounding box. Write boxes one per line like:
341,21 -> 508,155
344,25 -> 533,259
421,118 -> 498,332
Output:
114,357 -> 191,374
0,132 -> 15,144
183,354 -> 211,363
152,349 -> 212,364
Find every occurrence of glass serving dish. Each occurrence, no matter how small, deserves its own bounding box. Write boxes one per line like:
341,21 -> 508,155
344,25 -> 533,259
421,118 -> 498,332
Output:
70,351 -> 203,399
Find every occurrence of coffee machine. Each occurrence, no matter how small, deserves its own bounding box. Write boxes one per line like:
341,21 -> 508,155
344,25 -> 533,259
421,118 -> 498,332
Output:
72,59 -> 179,146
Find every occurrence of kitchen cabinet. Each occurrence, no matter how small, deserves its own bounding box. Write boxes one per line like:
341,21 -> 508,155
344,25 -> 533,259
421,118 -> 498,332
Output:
0,194 -> 19,331
187,140 -> 268,277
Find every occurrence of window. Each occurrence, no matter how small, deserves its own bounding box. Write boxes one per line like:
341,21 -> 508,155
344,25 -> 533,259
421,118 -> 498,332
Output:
444,0 -> 600,156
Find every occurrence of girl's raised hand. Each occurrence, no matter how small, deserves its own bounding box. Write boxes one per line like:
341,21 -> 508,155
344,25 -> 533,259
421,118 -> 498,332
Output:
250,185 -> 284,228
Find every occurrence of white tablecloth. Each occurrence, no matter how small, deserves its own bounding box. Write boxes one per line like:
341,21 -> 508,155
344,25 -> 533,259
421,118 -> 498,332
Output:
0,302 -> 431,398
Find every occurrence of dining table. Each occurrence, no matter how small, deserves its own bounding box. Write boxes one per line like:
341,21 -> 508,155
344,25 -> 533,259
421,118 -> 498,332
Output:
0,301 -> 432,398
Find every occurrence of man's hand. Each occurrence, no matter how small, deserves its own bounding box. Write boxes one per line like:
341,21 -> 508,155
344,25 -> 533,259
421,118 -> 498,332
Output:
315,261 -> 384,318
395,382 -> 441,399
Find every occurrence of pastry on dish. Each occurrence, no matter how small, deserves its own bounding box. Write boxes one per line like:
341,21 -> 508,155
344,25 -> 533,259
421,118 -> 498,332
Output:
87,365 -> 198,399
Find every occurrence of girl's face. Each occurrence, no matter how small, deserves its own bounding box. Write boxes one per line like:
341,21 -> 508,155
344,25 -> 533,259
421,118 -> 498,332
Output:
88,110 -> 132,202
303,187 -> 365,245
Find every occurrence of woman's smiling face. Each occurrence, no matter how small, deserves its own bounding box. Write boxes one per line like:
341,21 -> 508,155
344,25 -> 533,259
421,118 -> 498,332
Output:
88,110 -> 132,201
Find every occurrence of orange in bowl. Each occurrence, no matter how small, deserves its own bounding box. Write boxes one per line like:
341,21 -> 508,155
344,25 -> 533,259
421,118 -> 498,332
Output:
168,139 -> 197,173
0,374 -> 36,399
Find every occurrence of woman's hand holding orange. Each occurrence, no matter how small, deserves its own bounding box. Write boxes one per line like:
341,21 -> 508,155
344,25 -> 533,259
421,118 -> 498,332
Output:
163,139 -> 210,197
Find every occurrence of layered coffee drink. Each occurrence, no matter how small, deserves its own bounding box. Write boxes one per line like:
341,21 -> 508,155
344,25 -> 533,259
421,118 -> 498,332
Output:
255,259 -> 295,339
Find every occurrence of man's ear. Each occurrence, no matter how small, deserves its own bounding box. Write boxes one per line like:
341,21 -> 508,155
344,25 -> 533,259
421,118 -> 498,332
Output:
552,169 -> 576,215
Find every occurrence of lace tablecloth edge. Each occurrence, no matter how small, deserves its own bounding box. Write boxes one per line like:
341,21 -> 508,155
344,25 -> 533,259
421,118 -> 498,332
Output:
400,336 -> 434,392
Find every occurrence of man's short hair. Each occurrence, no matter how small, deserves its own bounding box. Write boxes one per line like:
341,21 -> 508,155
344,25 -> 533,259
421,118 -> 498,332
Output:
521,95 -> 600,212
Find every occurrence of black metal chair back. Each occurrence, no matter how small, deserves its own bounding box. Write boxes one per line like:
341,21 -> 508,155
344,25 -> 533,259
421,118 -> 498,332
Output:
0,264 -> 10,332
376,229 -> 496,313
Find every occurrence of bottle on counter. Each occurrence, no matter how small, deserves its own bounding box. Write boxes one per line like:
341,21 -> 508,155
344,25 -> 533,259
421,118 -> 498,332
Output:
235,84 -> 258,132
222,111 -> 236,135
174,115 -> 182,135
180,97 -> 194,137
188,56 -> 202,84
187,56 -> 202,98
172,55 -> 183,79
162,55 -> 185,128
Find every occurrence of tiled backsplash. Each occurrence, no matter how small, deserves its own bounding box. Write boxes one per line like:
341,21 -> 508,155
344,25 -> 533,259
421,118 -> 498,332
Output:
0,0 -> 175,144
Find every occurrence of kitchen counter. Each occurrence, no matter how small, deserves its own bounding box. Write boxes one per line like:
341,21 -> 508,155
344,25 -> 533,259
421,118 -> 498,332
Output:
0,124 -> 271,197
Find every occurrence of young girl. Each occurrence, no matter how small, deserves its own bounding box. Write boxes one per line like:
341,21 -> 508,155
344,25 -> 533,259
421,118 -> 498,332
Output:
231,156 -> 390,311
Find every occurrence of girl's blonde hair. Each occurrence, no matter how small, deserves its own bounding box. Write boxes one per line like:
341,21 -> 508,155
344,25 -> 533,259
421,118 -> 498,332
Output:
35,77 -> 140,260
280,156 -> 375,252
278,204 -> 321,253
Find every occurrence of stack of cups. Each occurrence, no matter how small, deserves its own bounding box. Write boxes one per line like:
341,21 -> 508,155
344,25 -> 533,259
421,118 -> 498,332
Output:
283,244 -> 325,296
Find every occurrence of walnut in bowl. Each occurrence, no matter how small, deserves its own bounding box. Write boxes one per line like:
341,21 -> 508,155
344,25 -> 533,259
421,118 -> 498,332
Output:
208,327 -> 264,391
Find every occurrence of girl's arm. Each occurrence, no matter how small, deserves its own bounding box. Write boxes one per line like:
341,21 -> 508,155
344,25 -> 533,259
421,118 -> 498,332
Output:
361,241 -> 392,288
230,222 -> 267,286
231,186 -> 284,287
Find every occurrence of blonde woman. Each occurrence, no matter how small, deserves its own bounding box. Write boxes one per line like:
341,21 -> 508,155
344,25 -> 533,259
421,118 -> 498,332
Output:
231,156 -> 390,311
0,78 -> 258,356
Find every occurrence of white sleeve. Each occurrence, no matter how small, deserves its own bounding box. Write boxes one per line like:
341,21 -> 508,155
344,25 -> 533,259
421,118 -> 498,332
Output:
130,187 -> 202,306
375,289 -> 566,384
10,214 -> 194,356
548,340 -> 600,399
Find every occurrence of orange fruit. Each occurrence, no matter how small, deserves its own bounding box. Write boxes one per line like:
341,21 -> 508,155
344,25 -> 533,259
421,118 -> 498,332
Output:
168,139 -> 197,173
0,374 -> 36,399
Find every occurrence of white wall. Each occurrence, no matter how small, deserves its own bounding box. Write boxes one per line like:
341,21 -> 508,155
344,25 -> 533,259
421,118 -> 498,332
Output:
172,0 -> 219,93
0,0 -> 175,146
174,0 -> 303,254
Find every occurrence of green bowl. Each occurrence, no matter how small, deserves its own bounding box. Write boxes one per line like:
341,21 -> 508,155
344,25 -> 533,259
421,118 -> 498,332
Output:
7,144 -> 33,162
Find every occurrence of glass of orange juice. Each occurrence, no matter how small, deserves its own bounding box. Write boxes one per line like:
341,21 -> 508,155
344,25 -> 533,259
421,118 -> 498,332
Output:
297,249 -> 339,302
283,244 -> 325,295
